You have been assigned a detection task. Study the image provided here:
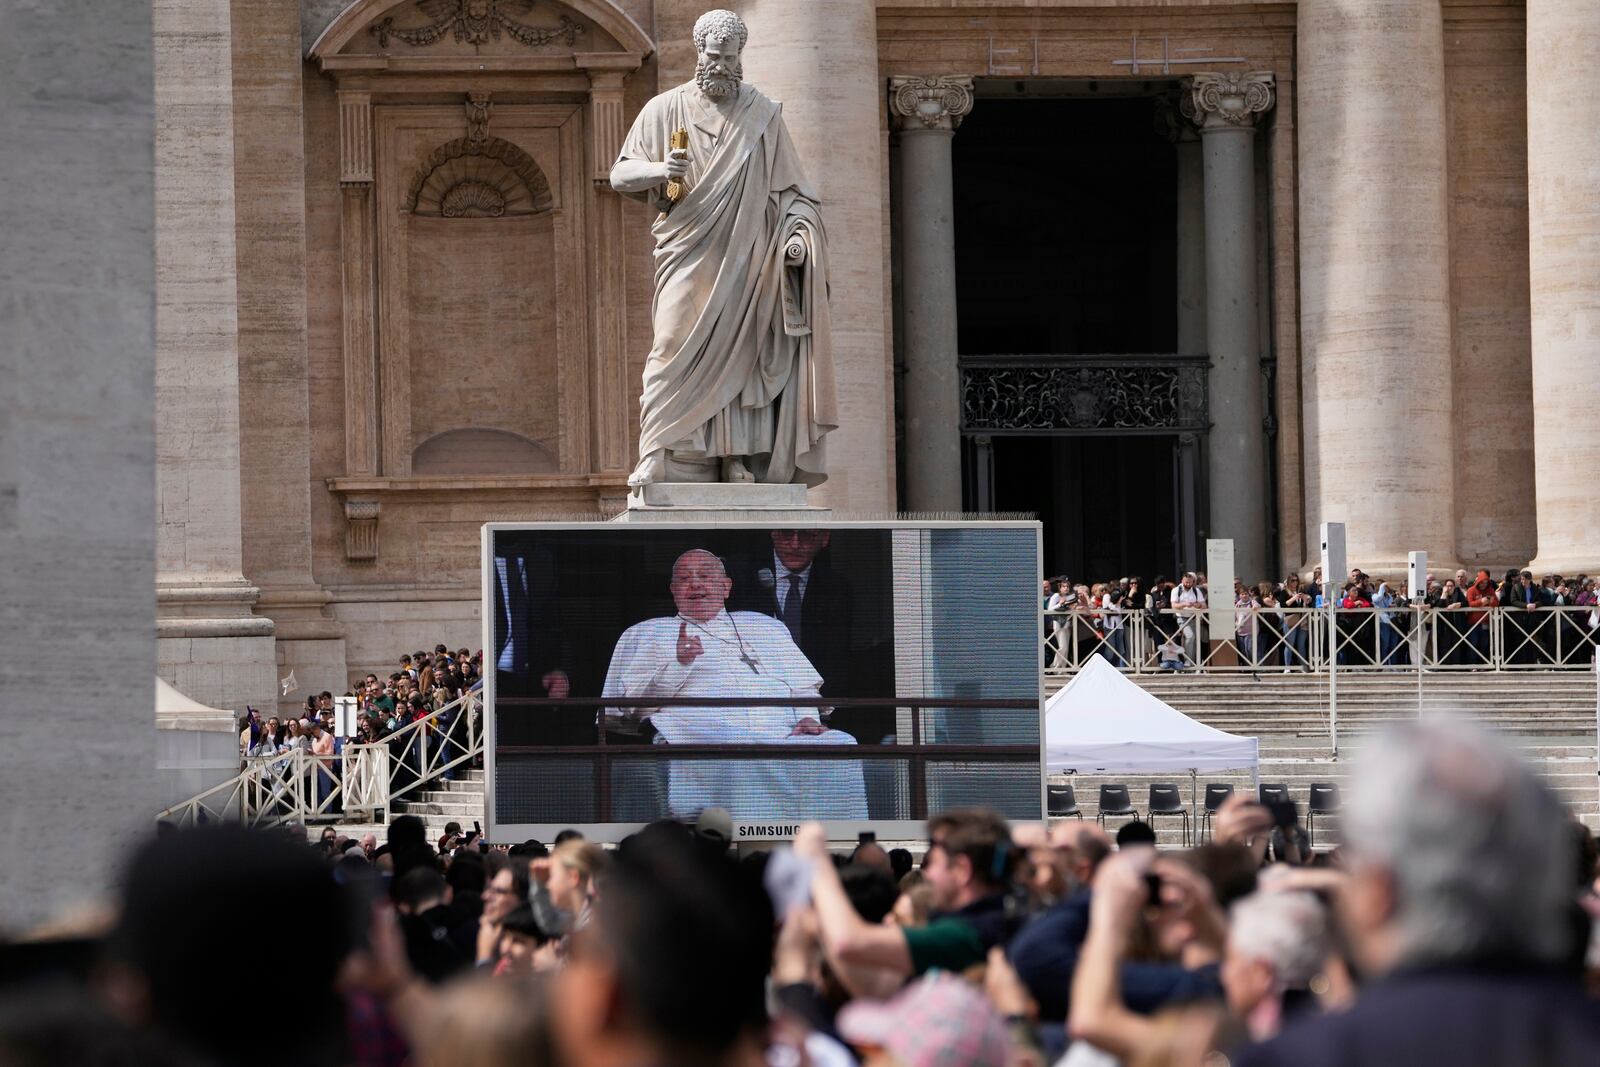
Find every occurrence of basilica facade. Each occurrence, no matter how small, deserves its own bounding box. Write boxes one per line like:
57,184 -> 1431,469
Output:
147,0 -> 1597,713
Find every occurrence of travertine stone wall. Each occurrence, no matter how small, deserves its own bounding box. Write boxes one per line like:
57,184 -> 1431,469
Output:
0,0 -> 157,930
1297,0 -> 1458,572
155,0 -> 278,711
1527,0 -> 1600,574
1444,4 -> 1535,569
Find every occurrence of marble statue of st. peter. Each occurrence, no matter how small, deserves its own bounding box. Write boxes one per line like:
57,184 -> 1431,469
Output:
610,9 -> 836,488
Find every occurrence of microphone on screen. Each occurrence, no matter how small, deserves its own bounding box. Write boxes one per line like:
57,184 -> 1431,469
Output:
758,568 -> 775,589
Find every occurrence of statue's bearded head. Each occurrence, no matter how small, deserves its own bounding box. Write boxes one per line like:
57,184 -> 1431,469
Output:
692,9 -> 747,99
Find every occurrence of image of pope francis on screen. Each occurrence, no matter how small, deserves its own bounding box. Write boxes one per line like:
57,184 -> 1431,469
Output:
602,548 -> 867,820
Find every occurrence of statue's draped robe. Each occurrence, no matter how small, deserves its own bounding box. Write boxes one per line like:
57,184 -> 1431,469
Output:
616,82 -> 836,485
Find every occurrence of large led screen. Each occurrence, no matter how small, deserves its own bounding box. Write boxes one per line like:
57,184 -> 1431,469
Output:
483,521 -> 1042,839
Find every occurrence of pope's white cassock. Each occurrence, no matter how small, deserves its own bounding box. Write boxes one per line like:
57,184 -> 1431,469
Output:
614,79 -> 836,484
602,609 -> 867,820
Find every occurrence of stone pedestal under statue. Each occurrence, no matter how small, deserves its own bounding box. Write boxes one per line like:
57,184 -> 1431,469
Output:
615,482 -> 831,524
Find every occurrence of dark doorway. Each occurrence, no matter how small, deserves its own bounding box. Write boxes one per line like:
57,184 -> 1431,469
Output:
953,91 -> 1184,581
991,436 -> 1178,582
954,94 -> 1178,354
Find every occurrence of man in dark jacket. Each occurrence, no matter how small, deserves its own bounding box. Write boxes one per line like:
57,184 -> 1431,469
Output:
1238,720 -> 1600,1067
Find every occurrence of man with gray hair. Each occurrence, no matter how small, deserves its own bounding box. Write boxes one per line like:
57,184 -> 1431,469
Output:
1222,891 -> 1331,1042
610,9 -> 836,489
1240,719 -> 1600,1066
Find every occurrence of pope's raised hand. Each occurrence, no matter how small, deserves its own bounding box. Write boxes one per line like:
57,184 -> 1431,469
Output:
676,620 -> 704,666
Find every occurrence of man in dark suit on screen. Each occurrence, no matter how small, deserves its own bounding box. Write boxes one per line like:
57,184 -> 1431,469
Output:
728,529 -> 892,745
492,543 -> 587,745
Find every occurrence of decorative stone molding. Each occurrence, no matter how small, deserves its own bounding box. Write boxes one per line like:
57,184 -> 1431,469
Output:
344,499 -> 381,562
889,76 -> 974,132
1183,72 -> 1275,131
369,1 -> 580,49
338,90 -> 374,184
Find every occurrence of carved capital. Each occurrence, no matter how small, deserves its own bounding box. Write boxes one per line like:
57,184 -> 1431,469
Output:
889,76 -> 974,132
344,499 -> 380,562
1183,72 -> 1275,131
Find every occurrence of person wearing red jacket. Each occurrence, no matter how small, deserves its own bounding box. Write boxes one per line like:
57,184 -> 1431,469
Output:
1464,570 -> 1497,663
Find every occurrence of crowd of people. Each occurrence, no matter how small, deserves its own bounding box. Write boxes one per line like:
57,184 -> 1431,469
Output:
1044,566 -> 1600,669
4,718 -> 1598,1067
233,645 -> 486,810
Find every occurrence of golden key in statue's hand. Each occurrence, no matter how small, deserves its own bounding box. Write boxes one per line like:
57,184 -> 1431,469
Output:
664,128 -> 690,204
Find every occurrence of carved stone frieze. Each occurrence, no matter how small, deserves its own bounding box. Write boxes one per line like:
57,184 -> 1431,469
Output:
960,360 -> 1210,433
889,75 -> 975,132
1183,72 -> 1276,131
370,0 -> 579,49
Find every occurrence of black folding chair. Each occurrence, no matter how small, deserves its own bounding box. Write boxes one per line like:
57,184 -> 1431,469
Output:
1306,782 -> 1341,846
1146,782 -> 1190,845
1096,784 -> 1139,831
1048,783 -> 1082,819
1200,783 -> 1234,842
1259,782 -> 1291,806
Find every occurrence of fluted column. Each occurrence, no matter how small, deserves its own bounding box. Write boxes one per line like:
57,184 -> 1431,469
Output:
1297,0 -> 1457,573
1527,0 -> 1600,573
1184,72 -> 1274,581
890,75 -> 974,512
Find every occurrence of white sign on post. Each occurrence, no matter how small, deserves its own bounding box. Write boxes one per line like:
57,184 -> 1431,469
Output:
1205,538 -> 1236,639
1320,522 -> 1347,601
1408,551 -> 1428,601
334,695 -> 359,739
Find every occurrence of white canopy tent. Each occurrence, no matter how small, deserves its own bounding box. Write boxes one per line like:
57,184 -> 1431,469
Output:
1045,657 -> 1259,807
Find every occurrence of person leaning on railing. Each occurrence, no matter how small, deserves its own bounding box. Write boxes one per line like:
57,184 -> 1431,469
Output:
1277,575 -> 1313,670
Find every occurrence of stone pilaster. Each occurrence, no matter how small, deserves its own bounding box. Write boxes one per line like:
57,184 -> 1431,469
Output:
588,70 -> 631,475
154,0 -> 277,712
1296,0 -> 1457,573
1527,0 -> 1600,574
232,0 -> 349,717
734,0 -> 890,512
1183,72 -> 1274,580
889,75 -> 973,512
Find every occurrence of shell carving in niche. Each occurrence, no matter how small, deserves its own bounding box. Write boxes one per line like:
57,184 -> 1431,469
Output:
409,138 -> 553,218
441,179 -> 506,218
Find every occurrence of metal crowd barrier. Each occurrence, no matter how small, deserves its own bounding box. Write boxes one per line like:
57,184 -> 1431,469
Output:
1043,604 -> 1600,674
